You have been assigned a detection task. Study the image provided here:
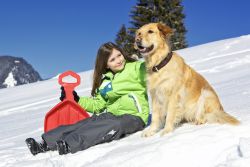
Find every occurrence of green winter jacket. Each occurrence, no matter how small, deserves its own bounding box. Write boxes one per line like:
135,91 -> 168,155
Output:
78,61 -> 149,124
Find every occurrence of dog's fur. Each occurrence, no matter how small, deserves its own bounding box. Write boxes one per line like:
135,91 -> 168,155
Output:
134,23 -> 240,137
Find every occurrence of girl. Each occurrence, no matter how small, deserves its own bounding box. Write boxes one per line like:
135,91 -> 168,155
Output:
25,42 -> 149,155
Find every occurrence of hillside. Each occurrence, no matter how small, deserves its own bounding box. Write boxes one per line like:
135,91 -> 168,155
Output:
0,56 -> 42,88
0,35 -> 250,167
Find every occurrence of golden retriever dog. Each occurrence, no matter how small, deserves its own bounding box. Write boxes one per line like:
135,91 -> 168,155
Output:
134,23 -> 240,137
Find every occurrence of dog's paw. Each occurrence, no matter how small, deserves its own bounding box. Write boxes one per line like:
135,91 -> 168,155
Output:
160,127 -> 173,136
141,129 -> 157,137
194,119 -> 206,125
160,130 -> 170,137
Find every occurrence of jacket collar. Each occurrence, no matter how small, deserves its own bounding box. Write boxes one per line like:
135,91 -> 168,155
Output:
102,71 -> 114,80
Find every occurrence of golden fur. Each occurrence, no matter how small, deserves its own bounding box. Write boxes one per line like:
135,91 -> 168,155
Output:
134,23 -> 240,137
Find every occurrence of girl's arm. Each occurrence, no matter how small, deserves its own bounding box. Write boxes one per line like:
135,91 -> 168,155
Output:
78,93 -> 107,114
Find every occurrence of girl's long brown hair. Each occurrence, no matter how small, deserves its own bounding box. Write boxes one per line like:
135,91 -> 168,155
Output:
91,42 -> 136,96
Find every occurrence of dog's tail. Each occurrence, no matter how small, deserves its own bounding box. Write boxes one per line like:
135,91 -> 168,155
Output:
208,110 -> 240,125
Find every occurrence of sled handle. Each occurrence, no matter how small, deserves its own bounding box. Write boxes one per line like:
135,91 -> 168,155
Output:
58,70 -> 81,101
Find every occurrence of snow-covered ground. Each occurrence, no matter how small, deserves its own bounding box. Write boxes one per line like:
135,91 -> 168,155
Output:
0,35 -> 250,167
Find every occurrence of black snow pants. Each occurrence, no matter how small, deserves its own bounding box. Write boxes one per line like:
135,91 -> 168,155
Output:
42,112 -> 145,153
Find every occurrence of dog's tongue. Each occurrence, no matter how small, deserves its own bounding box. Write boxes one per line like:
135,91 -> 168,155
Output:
140,47 -> 147,53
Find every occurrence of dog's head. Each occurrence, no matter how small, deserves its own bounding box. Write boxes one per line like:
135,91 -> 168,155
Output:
134,23 -> 173,57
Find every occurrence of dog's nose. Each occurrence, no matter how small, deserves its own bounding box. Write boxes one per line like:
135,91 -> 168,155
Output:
135,37 -> 141,42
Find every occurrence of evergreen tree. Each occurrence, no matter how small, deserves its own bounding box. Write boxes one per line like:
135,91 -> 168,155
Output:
115,25 -> 136,56
115,24 -> 127,49
115,0 -> 188,56
115,24 -> 134,55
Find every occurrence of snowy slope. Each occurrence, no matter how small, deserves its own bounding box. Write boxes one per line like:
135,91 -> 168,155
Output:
0,35 -> 250,167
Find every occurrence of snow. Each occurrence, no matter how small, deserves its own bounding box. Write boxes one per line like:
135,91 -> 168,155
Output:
1,35 -> 250,167
3,71 -> 17,88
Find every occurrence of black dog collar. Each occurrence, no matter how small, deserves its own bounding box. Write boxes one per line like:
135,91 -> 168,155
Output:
152,52 -> 173,72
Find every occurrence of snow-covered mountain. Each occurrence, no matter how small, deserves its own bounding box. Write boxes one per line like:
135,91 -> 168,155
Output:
0,35 -> 250,167
0,56 -> 42,89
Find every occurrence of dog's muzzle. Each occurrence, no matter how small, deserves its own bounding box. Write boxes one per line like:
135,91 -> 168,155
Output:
136,42 -> 154,54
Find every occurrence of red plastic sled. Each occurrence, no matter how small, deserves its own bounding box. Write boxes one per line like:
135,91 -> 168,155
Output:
44,70 -> 90,132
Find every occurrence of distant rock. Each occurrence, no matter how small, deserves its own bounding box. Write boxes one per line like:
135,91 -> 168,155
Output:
0,56 -> 42,89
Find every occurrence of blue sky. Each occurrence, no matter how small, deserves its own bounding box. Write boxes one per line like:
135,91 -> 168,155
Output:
0,0 -> 250,79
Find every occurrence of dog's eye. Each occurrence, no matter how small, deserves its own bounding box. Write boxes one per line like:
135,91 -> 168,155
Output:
148,30 -> 154,34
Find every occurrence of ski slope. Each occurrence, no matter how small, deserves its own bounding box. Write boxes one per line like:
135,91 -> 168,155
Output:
0,35 -> 250,167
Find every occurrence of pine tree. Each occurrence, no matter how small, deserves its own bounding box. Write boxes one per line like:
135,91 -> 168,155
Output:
115,24 -> 127,49
115,24 -> 134,55
115,0 -> 188,55
115,25 -> 136,56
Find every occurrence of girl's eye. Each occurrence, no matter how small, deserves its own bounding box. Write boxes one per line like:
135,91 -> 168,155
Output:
148,30 -> 154,34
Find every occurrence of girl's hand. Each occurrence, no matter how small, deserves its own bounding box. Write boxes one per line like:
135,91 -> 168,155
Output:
59,86 -> 80,102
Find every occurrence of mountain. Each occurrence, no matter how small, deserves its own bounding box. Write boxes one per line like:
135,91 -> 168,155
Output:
0,35 -> 250,167
0,56 -> 42,89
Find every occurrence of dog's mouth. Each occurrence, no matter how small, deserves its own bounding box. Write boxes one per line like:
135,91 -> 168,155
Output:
137,44 -> 154,54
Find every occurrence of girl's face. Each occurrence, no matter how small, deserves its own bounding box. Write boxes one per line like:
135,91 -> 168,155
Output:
107,49 -> 125,73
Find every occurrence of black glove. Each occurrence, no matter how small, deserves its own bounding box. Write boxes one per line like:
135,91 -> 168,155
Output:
73,90 -> 80,102
60,86 -> 66,101
60,86 -> 80,102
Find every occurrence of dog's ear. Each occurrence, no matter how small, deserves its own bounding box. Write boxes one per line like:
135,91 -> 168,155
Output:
157,23 -> 173,39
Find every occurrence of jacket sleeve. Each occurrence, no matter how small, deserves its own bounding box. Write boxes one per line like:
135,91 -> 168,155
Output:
78,92 -> 107,114
137,61 -> 147,87
135,61 -> 150,124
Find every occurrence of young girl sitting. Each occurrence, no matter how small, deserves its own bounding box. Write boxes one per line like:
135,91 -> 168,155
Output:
25,42 -> 149,155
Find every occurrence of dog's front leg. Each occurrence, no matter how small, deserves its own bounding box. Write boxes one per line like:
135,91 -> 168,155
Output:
142,99 -> 163,137
160,94 -> 180,136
